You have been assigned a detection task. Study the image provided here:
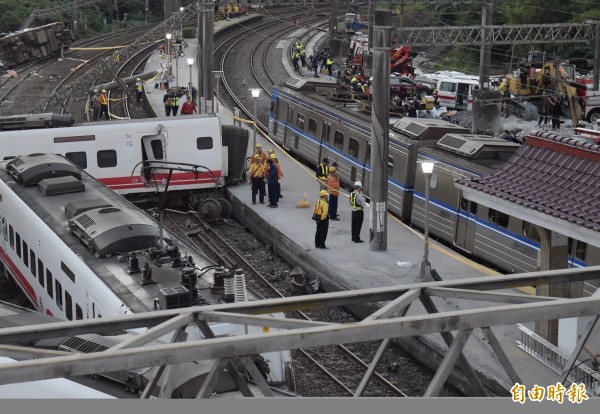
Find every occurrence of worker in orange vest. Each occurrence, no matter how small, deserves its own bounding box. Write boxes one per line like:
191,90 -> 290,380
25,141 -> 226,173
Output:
99,90 -> 109,119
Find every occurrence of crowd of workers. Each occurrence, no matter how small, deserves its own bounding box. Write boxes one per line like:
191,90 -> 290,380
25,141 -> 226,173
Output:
247,142 -> 366,249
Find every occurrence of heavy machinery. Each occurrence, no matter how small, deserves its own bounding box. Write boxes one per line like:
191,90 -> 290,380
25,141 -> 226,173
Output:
506,60 -> 587,127
390,45 -> 416,78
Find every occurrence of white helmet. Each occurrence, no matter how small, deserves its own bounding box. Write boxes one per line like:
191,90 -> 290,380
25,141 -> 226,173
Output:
354,181 -> 362,188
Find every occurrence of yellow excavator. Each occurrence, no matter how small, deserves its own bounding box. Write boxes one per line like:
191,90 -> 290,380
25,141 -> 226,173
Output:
506,61 -> 586,127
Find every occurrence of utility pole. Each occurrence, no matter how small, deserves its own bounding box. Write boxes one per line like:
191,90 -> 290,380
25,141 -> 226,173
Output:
328,0 -> 337,54
197,0 -> 214,113
369,9 -> 392,252
366,0 -> 376,72
479,0 -> 493,90
594,21 -> 600,91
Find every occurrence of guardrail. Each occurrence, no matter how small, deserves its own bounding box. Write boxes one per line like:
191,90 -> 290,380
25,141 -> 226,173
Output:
516,323 -> 600,396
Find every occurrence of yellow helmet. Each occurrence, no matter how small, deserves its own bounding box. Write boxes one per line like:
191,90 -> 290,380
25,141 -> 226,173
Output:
254,155 -> 260,160
267,148 -> 274,154
329,166 -> 336,172
256,143 -> 262,148
320,190 -> 328,197
269,153 -> 276,159
136,77 -> 141,81
102,89 -> 107,92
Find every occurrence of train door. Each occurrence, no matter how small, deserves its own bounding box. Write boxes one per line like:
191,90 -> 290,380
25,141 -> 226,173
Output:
282,105 -> 293,150
454,194 -> 477,253
141,134 -> 166,182
361,142 -> 371,194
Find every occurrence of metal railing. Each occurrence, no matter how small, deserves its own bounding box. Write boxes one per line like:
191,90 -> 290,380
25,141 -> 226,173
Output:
516,323 -> 600,396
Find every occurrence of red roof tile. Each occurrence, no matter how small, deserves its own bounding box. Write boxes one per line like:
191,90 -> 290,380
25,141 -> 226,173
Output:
456,131 -> 600,230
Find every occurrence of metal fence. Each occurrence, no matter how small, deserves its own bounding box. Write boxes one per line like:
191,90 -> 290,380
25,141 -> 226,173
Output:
516,323 -> 600,396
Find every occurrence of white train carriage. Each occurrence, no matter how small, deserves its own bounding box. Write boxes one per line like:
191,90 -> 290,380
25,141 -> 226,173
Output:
0,114 -> 241,197
0,154 -> 291,384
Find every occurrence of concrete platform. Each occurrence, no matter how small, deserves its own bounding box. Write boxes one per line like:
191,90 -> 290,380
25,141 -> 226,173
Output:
141,21 -> 562,397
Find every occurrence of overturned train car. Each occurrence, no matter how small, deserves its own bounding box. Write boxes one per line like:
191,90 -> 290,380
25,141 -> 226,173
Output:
0,22 -> 72,69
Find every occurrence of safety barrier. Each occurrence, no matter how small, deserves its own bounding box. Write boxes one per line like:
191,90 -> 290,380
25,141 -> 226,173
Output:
515,323 -> 600,396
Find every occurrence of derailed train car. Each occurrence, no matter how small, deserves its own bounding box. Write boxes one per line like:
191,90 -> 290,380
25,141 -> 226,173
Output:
0,22 -> 72,69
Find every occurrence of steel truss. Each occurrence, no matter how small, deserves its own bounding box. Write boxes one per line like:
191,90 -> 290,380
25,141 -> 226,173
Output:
20,0 -> 104,30
395,23 -> 597,47
0,267 -> 599,397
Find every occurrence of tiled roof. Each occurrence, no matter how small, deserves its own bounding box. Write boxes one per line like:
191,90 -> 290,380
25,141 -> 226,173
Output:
455,131 -> 600,231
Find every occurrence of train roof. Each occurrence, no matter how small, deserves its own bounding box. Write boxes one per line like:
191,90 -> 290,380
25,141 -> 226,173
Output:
0,154 -> 222,314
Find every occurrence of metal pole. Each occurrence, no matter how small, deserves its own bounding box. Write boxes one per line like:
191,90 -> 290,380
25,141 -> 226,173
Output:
189,64 -> 192,95
253,98 -> 257,152
205,2 -> 214,113
479,0 -> 493,90
369,9 -> 392,252
594,21 -> 600,91
420,174 -> 431,279
176,49 -> 179,88
216,77 -> 220,113
197,3 -> 203,113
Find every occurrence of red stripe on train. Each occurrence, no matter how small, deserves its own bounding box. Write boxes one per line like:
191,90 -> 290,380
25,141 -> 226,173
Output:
99,171 -> 222,188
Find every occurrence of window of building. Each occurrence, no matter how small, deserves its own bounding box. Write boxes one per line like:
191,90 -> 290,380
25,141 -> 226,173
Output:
22,241 -> 28,265
30,250 -> 36,276
308,118 -> 317,136
55,279 -> 63,309
489,209 -> 509,228
349,138 -> 359,159
16,233 -> 20,258
388,156 -> 394,177
46,270 -> 53,298
522,221 -> 541,242
196,137 -> 213,150
334,131 -> 344,150
9,225 -> 13,249
38,259 -> 44,287
76,304 -> 83,320
61,262 -> 75,283
65,152 -> 87,169
65,291 -> 72,321
97,150 -> 117,168
296,113 -> 305,130
321,121 -> 330,143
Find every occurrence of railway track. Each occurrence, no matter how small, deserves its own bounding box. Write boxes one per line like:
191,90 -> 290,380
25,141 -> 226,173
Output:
164,210 -> 409,398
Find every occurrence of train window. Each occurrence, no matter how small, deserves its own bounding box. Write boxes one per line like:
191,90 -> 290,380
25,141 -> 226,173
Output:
9,225 -> 13,249
569,240 -> 587,262
440,82 -> 456,93
55,280 -> 63,309
46,270 -> 53,298
388,156 -> 394,177
365,144 -> 371,165
334,131 -> 344,150
460,197 -> 468,211
97,150 -> 117,168
294,135 -> 299,149
321,121 -> 330,142
296,113 -> 305,130
22,241 -> 28,265
65,291 -> 72,321
16,233 -> 20,257
65,152 -> 87,169
470,202 -> 478,215
61,262 -> 75,283
76,304 -> 83,320
150,140 -> 164,159
522,222 -> 541,242
349,138 -> 359,159
38,259 -> 44,287
488,209 -> 509,228
30,250 -> 36,276
196,137 -> 213,150
308,118 -> 317,136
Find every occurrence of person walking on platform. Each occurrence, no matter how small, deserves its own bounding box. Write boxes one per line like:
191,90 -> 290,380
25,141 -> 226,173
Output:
269,152 -> 283,198
350,181 -> 365,243
249,155 -> 266,205
266,158 -> 278,208
325,56 -> 333,76
180,95 -> 197,114
135,78 -> 144,104
310,55 -> 319,78
91,89 -> 101,121
313,190 -> 330,249
316,157 -> 329,190
292,52 -> 300,72
163,91 -> 173,116
327,167 -> 340,220
171,93 -> 179,117
252,143 -> 267,165
99,89 -> 109,119
299,49 -> 307,67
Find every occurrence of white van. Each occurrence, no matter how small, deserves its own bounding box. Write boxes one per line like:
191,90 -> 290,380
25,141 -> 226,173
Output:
416,72 -> 480,110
